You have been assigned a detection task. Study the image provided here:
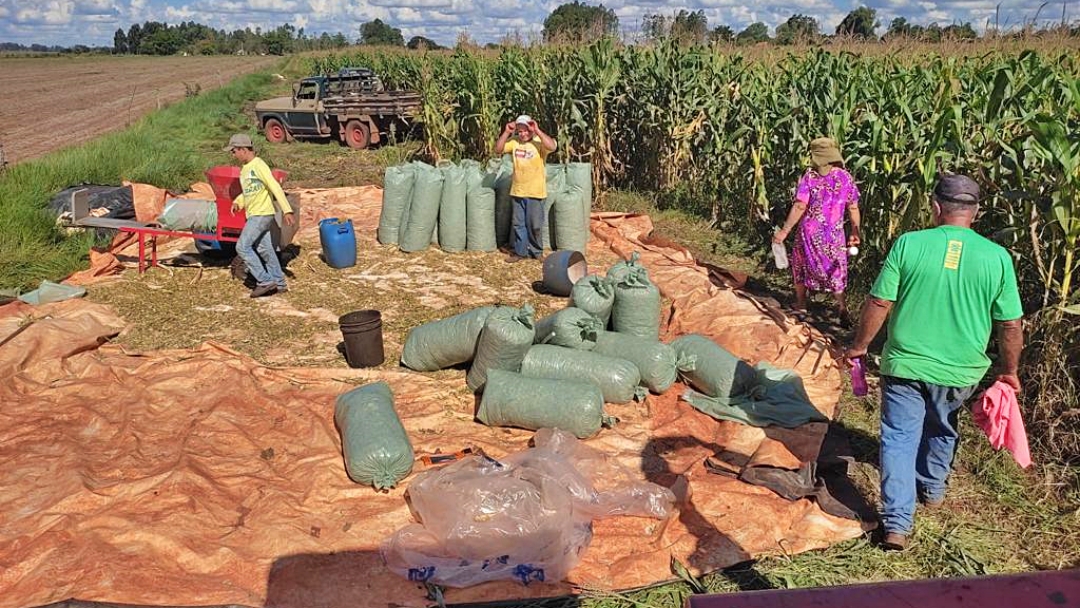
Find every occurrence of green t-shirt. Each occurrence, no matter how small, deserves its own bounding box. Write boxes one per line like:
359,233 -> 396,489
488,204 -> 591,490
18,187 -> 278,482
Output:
870,225 -> 1023,387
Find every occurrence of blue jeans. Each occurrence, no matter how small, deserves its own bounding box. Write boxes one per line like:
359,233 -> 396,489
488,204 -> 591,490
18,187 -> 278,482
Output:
236,215 -> 285,287
880,376 -> 977,535
512,197 -> 544,258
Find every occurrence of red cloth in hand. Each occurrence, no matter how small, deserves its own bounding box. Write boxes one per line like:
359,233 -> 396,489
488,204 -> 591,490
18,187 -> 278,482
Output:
972,381 -> 1032,468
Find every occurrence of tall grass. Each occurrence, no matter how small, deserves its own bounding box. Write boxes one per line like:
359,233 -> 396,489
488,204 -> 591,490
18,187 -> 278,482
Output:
312,42 -> 1080,467
0,71 -> 280,290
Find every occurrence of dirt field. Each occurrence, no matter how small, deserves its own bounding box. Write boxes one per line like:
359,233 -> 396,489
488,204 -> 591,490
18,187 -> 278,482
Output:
0,55 -> 277,164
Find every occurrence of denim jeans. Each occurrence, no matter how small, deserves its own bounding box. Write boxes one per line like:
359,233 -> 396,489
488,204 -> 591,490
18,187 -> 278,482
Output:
236,214 -> 285,288
880,376 -> 977,535
511,196 -> 544,258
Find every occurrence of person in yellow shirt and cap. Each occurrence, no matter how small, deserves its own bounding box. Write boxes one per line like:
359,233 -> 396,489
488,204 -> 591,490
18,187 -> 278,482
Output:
225,134 -> 296,298
494,115 -> 557,262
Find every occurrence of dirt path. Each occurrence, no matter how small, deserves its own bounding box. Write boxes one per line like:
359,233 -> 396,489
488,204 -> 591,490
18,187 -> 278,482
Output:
0,55 -> 277,164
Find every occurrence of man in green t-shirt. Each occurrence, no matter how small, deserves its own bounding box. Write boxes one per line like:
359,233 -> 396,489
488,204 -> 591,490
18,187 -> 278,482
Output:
845,174 -> 1024,551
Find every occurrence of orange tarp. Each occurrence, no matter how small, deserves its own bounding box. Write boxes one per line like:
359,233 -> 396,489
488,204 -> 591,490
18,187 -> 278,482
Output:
0,189 -> 867,608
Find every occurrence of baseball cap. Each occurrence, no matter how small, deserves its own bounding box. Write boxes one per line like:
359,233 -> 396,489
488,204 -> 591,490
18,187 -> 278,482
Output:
934,174 -> 981,204
515,115 -> 533,125
223,133 -> 254,151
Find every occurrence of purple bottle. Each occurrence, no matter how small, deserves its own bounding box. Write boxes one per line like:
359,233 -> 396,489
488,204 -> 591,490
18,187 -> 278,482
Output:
850,356 -> 869,397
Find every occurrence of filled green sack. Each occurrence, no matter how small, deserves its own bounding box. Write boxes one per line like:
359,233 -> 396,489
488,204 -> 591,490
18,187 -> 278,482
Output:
681,363 -> 827,428
493,156 -> 514,248
521,344 -> 644,404
477,369 -> 607,439
533,307 -> 602,351
466,165 -> 498,252
565,162 -> 593,228
401,163 -> 444,252
379,164 -> 415,245
466,305 -> 536,392
397,161 -> 429,243
594,330 -> 695,394
401,306 -> 496,371
611,267 -> 662,342
554,184 -> 588,254
571,274 -> 616,327
541,165 -> 566,250
606,251 -> 644,284
334,381 -> 414,490
439,164 -> 468,252
670,334 -> 758,402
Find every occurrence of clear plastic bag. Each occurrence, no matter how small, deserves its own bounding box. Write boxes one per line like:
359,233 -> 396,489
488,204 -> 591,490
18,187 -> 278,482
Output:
381,428 -> 675,588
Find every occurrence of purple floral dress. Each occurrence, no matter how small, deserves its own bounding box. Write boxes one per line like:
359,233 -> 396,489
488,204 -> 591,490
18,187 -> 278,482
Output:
791,168 -> 860,293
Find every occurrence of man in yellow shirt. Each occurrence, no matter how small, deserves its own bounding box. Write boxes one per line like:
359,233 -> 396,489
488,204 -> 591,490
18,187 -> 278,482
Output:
225,134 -> 296,297
494,115 -> 557,261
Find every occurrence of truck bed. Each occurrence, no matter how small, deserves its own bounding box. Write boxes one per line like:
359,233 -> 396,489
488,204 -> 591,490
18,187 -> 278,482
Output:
322,91 -> 422,117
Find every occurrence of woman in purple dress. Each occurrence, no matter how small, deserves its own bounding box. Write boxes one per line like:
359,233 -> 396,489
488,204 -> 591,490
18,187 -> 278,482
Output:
773,137 -> 862,323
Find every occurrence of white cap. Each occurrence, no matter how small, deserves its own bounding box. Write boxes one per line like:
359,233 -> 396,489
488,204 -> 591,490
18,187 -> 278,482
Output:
515,114 -> 532,125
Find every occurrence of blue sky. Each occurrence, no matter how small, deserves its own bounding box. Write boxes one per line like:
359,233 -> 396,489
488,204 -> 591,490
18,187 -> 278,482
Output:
0,0 -> 1069,47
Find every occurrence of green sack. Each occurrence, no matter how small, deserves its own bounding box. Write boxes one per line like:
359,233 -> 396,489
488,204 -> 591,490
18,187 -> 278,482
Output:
159,199 -> 217,232
541,165 -> 566,250
466,165 -> 498,252
466,304 -> 536,392
398,161 -> 429,243
493,156 -> 514,248
570,274 -> 616,327
565,162 -> 593,228
521,344 -> 645,404
477,369 -> 607,439
681,363 -> 827,428
401,306 -> 496,371
554,185 -> 588,254
334,381 -> 414,490
594,330 -> 694,394
379,164 -> 415,245
533,307 -> 602,351
401,163 -> 444,252
611,267 -> 662,342
439,164 -> 468,252
606,251 -> 644,284
670,334 -> 758,401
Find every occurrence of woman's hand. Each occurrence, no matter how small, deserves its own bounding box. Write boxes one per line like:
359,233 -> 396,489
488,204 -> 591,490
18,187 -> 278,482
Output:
772,229 -> 789,244
847,233 -> 861,247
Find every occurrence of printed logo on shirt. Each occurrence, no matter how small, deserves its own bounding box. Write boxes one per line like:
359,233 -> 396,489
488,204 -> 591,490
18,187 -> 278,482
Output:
243,169 -> 265,195
513,146 -> 537,160
944,240 -> 963,270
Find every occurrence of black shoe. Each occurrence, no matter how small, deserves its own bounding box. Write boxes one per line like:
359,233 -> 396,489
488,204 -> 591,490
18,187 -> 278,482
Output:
250,283 -> 277,298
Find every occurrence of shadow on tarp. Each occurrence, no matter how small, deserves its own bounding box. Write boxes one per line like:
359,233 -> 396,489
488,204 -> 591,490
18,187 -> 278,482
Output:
642,435 -> 777,593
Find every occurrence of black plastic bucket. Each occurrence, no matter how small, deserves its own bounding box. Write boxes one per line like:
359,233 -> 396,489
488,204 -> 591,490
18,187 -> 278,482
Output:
541,250 -> 588,297
339,310 -> 384,368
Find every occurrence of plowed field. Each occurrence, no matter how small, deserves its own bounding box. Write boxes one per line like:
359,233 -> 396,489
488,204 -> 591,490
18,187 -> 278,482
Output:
0,55 -> 277,164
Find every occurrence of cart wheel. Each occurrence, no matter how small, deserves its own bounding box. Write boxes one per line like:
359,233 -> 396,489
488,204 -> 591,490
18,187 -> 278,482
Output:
230,255 -> 248,282
265,119 -> 288,144
344,120 -> 370,150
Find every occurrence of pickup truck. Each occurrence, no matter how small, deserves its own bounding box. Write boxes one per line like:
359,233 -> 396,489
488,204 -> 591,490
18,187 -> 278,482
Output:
254,68 -> 422,149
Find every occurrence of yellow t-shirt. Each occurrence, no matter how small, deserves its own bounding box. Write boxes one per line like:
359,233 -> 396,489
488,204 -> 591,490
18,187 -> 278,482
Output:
233,157 -> 292,217
505,137 -> 549,199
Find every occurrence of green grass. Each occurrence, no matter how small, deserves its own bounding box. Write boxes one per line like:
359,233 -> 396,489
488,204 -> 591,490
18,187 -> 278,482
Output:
0,68 -> 285,290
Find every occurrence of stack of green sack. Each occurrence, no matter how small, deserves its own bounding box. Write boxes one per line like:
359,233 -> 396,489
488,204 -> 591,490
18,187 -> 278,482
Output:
378,160 -> 593,255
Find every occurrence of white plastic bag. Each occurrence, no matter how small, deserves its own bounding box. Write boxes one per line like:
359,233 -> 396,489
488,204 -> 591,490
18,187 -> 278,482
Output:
381,429 -> 675,588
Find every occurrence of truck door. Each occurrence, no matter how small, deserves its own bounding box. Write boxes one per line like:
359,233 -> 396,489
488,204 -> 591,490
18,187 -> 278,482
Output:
287,80 -> 322,135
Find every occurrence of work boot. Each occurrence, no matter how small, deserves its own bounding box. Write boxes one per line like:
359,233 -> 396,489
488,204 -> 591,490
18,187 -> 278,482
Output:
250,283 -> 277,298
276,284 -> 289,294
881,532 -> 909,551
919,494 -> 945,509
505,254 -> 525,263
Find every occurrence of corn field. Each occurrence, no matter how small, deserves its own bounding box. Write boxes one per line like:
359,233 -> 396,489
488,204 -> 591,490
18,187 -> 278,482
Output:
312,42 -> 1080,466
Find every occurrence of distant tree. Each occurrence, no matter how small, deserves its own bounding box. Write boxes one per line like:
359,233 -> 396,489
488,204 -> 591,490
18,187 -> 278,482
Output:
775,14 -> 819,44
331,33 -> 349,48
924,22 -> 944,42
359,19 -> 404,46
671,9 -> 709,43
543,1 -> 618,42
836,6 -> 879,38
113,28 -> 128,54
943,22 -> 978,39
710,25 -> 735,43
127,23 -> 143,54
407,35 -> 442,50
641,14 -> 669,41
736,22 -> 770,45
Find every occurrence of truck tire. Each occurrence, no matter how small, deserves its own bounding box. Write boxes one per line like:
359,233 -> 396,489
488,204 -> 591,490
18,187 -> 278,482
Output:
265,119 -> 288,144
344,120 -> 370,150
